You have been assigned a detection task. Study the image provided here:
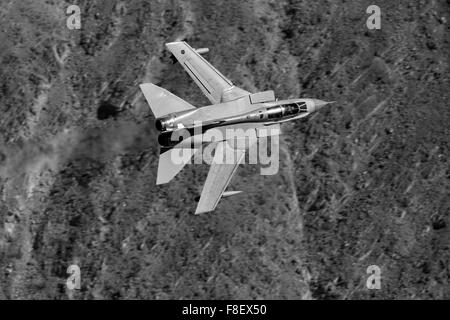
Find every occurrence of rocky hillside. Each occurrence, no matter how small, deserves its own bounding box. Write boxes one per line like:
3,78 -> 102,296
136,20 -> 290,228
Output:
0,0 -> 448,299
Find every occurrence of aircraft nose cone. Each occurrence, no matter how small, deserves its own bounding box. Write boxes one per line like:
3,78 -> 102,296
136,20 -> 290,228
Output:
312,99 -> 335,112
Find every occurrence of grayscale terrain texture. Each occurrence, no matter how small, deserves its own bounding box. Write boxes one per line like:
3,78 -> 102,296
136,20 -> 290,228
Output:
0,0 -> 449,299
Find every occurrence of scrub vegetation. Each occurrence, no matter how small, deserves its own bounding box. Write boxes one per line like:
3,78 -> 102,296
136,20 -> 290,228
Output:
0,0 -> 448,299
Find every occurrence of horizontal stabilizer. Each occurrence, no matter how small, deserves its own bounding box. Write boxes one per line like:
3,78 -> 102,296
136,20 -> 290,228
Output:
157,147 -> 199,185
140,83 -> 195,118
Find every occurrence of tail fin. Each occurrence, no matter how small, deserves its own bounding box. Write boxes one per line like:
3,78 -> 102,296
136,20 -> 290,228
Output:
156,147 -> 199,185
140,83 -> 195,118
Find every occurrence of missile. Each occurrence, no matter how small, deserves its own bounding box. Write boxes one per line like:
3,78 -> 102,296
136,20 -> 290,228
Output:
195,48 -> 209,55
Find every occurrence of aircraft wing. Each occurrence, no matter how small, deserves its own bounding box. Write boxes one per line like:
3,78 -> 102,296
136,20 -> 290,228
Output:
195,123 -> 281,214
166,41 -> 250,104
195,140 -> 248,214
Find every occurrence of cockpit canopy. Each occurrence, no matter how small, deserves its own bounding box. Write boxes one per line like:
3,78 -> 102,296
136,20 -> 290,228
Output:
283,102 -> 308,116
266,102 -> 308,119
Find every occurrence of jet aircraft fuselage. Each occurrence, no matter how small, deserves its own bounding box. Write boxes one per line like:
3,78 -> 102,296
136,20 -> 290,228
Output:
155,96 -> 331,148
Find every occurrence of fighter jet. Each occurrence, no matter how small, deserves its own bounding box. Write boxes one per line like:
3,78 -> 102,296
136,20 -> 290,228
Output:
140,41 -> 333,214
